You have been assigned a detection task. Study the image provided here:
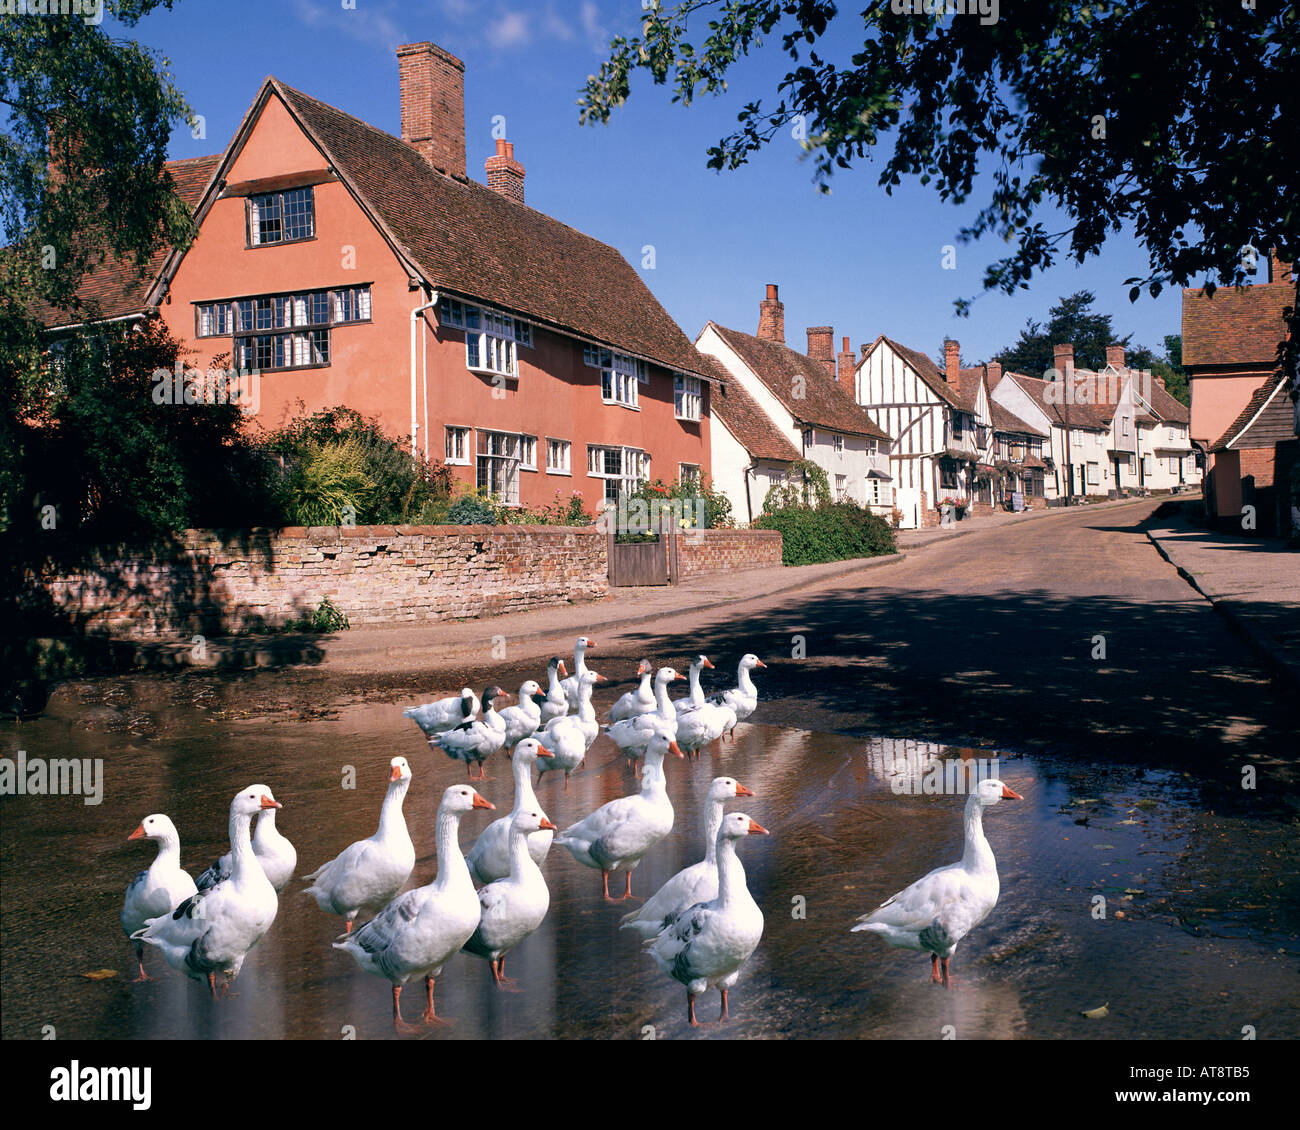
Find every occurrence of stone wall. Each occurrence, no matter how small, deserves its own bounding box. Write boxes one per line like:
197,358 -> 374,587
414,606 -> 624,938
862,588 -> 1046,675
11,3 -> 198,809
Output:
38,525 -> 608,638
677,529 -> 783,579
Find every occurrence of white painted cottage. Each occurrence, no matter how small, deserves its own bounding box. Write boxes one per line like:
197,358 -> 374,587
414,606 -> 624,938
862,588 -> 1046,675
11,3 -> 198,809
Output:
696,286 -> 893,522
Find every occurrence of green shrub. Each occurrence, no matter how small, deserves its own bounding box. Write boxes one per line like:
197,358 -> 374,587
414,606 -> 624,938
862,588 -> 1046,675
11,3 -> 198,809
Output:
754,500 -> 896,565
283,597 -> 350,633
446,487 -> 498,525
284,438 -> 374,527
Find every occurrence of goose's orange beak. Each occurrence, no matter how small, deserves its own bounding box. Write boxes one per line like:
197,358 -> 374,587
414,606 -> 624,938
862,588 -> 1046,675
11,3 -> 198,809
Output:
539,817 -> 558,832
673,672 -> 687,681
755,659 -> 768,668
585,640 -> 597,648
537,748 -> 554,758
702,658 -> 715,668
595,673 -> 608,682
735,783 -> 754,798
389,764 -> 403,782
747,819 -> 770,835
472,793 -> 495,810
260,796 -> 281,809
668,741 -> 684,758
1001,785 -> 1023,800
558,661 -> 568,677
128,824 -> 145,840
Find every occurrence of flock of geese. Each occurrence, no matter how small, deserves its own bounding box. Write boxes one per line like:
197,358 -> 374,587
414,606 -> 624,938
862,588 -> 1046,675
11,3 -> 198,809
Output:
121,635 -> 1021,1033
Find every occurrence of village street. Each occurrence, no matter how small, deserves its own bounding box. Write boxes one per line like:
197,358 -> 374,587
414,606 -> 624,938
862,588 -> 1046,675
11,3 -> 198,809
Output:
318,498 -> 1295,793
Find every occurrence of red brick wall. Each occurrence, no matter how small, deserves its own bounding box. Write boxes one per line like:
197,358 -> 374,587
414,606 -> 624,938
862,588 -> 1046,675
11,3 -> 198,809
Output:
1238,447 -> 1276,488
397,42 -> 466,176
37,525 -> 607,638
676,530 -> 782,579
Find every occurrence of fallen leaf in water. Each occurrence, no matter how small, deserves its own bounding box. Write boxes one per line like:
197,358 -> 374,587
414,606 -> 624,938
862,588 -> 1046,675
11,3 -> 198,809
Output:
1124,888 -> 1144,895
1114,910 -> 1127,919
82,969 -> 117,980
1119,818 -> 1139,825
1081,1003 -> 1109,1019
1093,844 -> 1115,850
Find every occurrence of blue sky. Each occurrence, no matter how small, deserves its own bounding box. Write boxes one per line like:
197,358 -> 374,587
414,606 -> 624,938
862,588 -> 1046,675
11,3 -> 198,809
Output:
121,0 -> 1227,367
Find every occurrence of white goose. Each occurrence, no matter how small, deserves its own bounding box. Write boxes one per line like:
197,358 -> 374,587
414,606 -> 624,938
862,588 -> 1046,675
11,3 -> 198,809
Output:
673,654 -> 715,713
133,786 -> 282,997
461,808 -> 557,989
465,738 -> 555,885
536,668 -> 604,788
404,687 -> 479,737
605,667 -> 685,774
196,801 -> 296,893
433,685 -> 509,780
708,654 -> 767,731
555,732 -> 682,900
121,814 -> 198,982
851,777 -> 1022,988
647,810 -> 768,1026
620,776 -> 754,941
302,757 -> 416,933
609,659 -> 656,722
558,636 -> 596,710
538,657 -> 569,726
334,784 -> 494,1032
498,679 -> 543,749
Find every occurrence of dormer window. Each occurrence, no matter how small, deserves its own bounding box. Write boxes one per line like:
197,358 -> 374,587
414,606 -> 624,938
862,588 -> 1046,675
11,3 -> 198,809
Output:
247,186 -> 315,247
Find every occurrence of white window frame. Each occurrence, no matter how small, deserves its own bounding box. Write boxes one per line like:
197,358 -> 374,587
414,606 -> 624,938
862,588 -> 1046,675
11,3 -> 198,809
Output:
674,374 -> 702,421
833,433 -> 845,455
587,444 -> 650,503
546,438 -> 571,476
1086,461 -> 1101,486
476,429 -> 522,506
835,474 -> 847,500
519,434 -> 537,471
867,478 -> 893,507
445,425 -> 471,466
440,299 -> 531,377
678,463 -> 701,486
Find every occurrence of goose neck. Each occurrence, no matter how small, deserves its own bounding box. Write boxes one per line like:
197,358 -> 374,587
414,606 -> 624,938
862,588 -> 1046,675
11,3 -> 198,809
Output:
228,810 -> 256,879
737,664 -> 757,696
654,675 -> 673,716
376,777 -> 410,839
702,798 -> 725,864
961,795 -> 995,874
512,754 -> 540,812
433,809 -> 470,893
714,834 -> 746,908
508,826 -> 536,880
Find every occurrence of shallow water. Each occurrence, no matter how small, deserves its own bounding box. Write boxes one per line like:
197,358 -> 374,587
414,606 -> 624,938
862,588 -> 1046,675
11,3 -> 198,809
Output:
2,676 -> 1297,1040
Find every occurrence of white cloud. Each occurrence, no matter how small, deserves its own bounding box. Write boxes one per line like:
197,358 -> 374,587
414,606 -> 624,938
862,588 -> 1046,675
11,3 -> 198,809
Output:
580,1 -> 608,50
490,10 -> 532,48
292,0 -> 407,52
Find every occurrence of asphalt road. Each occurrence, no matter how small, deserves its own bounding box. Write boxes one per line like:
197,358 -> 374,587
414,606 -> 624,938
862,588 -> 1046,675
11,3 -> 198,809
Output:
370,501 -> 1296,798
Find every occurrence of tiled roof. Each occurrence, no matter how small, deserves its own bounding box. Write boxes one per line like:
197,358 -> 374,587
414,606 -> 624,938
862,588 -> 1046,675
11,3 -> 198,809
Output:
274,82 -> 711,381
709,323 -> 890,441
700,353 -> 800,462
1005,372 -> 1110,431
1182,280 -> 1294,368
877,336 -> 963,408
951,367 -> 985,414
1137,379 -> 1191,425
1213,373 -> 1295,451
34,154 -> 220,327
990,400 -> 1048,438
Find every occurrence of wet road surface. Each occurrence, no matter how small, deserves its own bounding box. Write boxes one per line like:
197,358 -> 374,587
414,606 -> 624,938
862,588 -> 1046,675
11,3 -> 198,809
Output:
2,673 -> 1296,1040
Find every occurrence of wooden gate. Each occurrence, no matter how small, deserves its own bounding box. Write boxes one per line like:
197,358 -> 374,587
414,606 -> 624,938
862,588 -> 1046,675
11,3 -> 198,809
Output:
606,523 -> 677,587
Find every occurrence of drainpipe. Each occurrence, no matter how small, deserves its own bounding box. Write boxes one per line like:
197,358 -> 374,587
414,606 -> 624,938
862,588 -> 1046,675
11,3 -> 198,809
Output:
743,464 -> 755,525
410,290 -> 440,458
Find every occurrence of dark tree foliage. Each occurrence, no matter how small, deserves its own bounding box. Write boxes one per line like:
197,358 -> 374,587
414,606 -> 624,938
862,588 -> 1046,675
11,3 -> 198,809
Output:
580,0 -> 1298,382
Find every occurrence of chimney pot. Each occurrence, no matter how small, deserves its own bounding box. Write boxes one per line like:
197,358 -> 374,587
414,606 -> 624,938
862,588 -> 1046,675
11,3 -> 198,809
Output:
485,134 -> 526,203
836,336 -> 856,385
1105,344 -> 1126,369
1268,250 -> 1294,284
944,340 -> 960,384
758,284 -> 785,343
397,42 -> 467,178
986,360 -> 1003,384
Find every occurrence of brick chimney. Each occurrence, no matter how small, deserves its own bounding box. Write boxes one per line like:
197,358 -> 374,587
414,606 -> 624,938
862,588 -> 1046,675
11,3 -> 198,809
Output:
806,326 -> 835,380
1053,342 -> 1075,378
757,284 -> 785,343
1105,344 -> 1126,369
1154,374 -> 1166,390
1268,250 -> 1294,284
485,138 -> 525,203
397,42 -> 466,177
836,336 -> 855,385
986,360 -> 1002,385
944,339 -> 960,383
